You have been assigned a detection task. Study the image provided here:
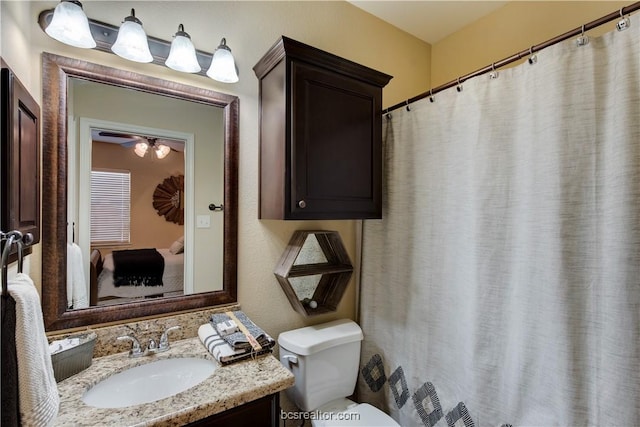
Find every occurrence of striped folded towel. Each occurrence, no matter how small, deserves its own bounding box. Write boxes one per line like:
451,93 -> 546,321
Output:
211,311 -> 275,351
198,324 -> 272,365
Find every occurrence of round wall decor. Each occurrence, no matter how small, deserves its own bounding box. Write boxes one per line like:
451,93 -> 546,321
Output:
153,174 -> 184,225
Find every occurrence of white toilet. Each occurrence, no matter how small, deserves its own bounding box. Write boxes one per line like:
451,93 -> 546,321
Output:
278,319 -> 399,427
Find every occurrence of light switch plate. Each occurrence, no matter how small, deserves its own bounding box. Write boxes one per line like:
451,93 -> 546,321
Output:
196,215 -> 211,228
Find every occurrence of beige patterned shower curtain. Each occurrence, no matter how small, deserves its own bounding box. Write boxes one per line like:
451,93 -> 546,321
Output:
358,14 -> 639,427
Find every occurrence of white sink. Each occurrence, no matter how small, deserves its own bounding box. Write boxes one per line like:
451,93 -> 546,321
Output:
82,357 -> 217,408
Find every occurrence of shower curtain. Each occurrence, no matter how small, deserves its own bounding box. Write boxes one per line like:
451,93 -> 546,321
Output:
358,15 -> 639,427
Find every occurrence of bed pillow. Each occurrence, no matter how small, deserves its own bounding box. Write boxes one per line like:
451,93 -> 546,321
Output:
169,236 -> 184,254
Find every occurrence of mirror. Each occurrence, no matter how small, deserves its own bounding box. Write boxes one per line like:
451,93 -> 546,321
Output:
42,53 -> 238,331
290,234 -> 327,300
69,77 -> 223,307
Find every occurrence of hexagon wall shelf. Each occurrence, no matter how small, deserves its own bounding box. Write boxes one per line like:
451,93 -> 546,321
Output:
274,230 -> 353,316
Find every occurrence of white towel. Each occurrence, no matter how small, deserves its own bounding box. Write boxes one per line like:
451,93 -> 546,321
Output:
9,273 -> 59,426
198,323 -> 272,365
66,243 -> 88,309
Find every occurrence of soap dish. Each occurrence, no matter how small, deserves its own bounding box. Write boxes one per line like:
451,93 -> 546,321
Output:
51,332 -> 97,382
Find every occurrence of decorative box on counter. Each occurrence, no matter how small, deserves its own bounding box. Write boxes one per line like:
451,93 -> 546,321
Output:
50,332 -> 96,382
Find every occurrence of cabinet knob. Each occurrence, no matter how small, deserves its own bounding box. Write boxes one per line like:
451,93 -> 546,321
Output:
298,200 -> 307,209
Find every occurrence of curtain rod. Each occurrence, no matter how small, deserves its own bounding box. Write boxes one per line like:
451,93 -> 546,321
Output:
384,2 -> 640,114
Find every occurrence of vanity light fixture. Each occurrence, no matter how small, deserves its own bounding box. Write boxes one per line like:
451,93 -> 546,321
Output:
206,38 -> 239,83
38,8 -> 239,83
111,9 -> 153,63
44,0 -> 96,49
165,24 -> 201,73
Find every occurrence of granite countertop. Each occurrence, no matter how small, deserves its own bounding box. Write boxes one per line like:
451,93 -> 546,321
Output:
54,337 -> 294,426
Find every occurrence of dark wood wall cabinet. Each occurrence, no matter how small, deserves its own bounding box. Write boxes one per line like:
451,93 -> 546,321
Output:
1,59 -> 41,261
253,36 -> 392,220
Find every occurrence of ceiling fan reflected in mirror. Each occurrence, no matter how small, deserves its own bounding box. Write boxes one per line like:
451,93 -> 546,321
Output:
93,129 -> 185,160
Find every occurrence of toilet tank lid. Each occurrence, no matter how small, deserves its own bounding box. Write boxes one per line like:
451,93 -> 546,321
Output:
278,319 -> 363,356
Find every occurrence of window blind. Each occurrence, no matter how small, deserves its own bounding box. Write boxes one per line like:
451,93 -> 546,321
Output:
90,169 -> 131,244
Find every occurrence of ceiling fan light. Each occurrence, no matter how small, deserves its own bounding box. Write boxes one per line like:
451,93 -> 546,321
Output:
45,0 -> 96,49
165,24 -> 201,73
111,9 -> 153,63
155,144 -> 171,159
134,141 -> 149,157
206,38 -> 239,83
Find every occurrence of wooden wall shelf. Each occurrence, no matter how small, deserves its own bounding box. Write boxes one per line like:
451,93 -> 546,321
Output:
274,230 -> 353,316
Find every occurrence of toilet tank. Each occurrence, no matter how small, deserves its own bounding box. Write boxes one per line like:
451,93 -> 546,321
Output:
278,319 -> 364,412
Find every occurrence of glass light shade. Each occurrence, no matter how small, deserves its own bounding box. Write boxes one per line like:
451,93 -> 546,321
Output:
45,1 -> 96,49
134,141 -> 149,157
154,144 -> 171,159
206,39 -> 239,83
111,10 -> 153,63
165,25 -> 201,73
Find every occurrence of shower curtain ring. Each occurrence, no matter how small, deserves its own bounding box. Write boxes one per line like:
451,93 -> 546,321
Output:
576,24 -> 589,46
429,89 -> 435,103
528,46 -> 537,65
616,7 -> 630,31
405,100 -> 411,111
489,63 -> 499,79
456,77 -> 463,92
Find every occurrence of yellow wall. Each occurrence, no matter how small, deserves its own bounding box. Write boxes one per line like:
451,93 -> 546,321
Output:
431,1 -> 629,87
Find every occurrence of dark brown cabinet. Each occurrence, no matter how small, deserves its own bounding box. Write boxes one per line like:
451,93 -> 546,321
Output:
185,393 -> 279,427
254,37 -> 392,220
1,59 -> 40,261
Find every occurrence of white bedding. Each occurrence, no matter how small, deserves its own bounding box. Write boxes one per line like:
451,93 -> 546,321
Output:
98,248 -> 184,299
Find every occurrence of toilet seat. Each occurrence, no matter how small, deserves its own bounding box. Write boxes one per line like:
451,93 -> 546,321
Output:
311,398 -> 400,427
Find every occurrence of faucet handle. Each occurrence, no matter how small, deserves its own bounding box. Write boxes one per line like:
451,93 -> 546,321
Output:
117,335 -> 144,358
158,325 -> 181,352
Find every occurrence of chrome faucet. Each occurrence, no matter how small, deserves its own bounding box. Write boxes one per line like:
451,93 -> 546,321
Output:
117,325 -> 181,357
116,335 -> 144,358
157,325 -> 181,352
147,338 -> 158,353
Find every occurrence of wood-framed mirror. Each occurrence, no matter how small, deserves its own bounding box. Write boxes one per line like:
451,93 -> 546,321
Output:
41,53 -> 238,331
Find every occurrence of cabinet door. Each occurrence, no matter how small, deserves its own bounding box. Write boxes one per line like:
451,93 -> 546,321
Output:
186,393 -> 279,427
1,64 -> 41,260
291,61 -> 382,219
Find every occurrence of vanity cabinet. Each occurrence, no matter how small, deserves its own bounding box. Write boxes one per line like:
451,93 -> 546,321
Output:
253,36 -> 392,220
186,393 -> 279,427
